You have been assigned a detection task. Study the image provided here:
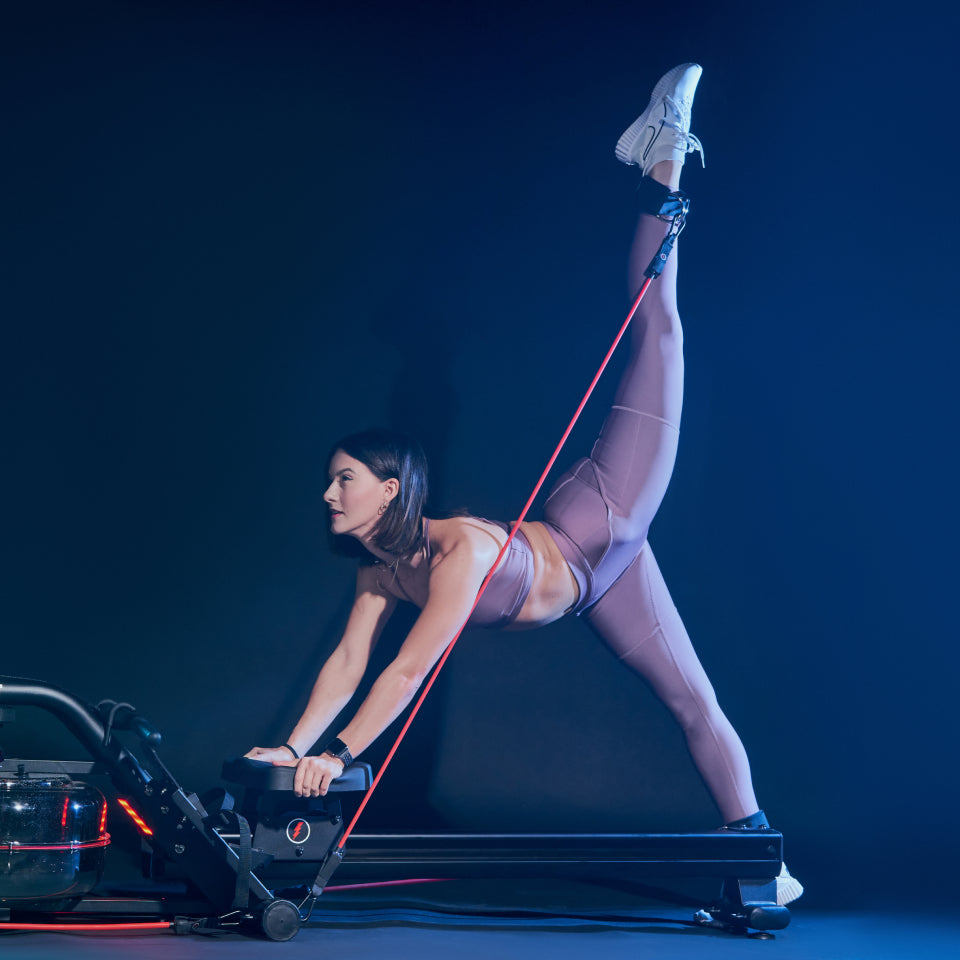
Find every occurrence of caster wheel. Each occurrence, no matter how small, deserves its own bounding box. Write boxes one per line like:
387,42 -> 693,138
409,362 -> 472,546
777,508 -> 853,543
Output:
748,904 -> 791,931
259,899 -> 301,941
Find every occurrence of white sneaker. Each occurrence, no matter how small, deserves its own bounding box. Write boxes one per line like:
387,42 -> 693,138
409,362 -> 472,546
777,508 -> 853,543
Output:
615,62 -> 705,174
776,862 -> 804,906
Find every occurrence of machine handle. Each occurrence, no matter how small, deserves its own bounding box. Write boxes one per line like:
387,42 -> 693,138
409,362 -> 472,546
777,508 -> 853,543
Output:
113,709 -> 161,746
97,700 -> 162,746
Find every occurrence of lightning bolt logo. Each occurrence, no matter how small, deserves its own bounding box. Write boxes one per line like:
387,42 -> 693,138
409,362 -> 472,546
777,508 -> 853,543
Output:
286,818 -> 311,844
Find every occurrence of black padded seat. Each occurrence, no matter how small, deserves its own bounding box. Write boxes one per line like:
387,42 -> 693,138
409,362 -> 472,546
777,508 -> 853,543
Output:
221,756 -> 372,793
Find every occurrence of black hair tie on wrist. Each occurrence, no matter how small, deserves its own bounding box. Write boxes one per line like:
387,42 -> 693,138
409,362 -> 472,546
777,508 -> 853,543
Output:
282,743 -> 300,760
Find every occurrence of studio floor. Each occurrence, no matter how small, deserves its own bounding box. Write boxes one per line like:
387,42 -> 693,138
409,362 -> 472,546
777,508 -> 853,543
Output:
2,880 -> 956,960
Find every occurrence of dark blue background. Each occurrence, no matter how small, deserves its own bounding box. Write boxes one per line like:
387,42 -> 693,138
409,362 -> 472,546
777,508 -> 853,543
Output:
3,0 -> 957,906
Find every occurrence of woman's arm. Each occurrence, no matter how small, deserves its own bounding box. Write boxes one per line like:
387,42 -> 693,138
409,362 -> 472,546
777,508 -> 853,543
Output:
288,527 -> 496,797
244,564 -> 396,763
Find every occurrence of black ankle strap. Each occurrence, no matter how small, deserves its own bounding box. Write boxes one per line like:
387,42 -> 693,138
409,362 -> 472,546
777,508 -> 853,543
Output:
636,175 -> 689,220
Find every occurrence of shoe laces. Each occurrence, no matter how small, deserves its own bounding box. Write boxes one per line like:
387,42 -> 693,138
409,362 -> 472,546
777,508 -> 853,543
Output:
683,131 -> 705,167
659,120 -> 705,167
660,95 -> 705,167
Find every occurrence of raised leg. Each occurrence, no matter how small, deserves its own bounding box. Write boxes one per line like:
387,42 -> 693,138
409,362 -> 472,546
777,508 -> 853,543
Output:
543,69 -> 701,588
594,202 -> 684,535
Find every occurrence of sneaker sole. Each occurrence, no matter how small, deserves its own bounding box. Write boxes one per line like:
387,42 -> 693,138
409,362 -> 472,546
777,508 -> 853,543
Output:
776,874 -> 804,906
614,62 -> 702,166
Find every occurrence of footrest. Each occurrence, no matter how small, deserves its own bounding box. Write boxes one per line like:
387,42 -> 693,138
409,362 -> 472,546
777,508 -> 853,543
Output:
221,757 -> 372,793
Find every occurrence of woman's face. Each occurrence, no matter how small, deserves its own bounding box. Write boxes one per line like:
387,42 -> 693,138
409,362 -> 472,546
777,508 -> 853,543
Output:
324,450 -> 396,540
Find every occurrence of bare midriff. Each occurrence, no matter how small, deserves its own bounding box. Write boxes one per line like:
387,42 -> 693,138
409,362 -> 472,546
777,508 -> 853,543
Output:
453,517 -> 579,629
506,520 -> 579,628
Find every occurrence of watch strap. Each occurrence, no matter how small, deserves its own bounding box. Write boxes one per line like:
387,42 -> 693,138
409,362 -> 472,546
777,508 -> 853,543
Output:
322,737 -> 354,768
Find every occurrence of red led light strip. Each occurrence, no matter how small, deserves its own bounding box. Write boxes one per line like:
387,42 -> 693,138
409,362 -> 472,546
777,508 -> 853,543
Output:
116,798 -> 154,836
0,836 -> 110,853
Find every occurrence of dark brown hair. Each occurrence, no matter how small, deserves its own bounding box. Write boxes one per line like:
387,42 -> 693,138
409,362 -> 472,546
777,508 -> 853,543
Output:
329,428 -> 428,561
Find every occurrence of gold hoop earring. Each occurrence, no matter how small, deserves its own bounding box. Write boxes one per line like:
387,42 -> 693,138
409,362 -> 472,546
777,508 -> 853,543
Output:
378,502 -> 387,516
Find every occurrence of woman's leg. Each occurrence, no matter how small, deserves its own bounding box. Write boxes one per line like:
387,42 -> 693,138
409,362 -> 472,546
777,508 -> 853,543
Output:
584,542 -> 759,823
549,63 -> 801,902
545,194 -> 763,820
542,187 -> 686,599
542,73 -> 703,596
544,64 -> 762,824
581,239 -> 762,820
593,200 -> 684,536
589,70 -> 759,820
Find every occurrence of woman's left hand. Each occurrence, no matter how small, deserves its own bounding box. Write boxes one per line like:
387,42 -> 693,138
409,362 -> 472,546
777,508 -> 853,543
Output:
271,753 -> 345,798
244,746 -> 298,763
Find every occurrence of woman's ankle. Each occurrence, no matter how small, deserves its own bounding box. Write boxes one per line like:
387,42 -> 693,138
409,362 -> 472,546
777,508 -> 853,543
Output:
648,159 -> 681,191
724,809 -> 770,830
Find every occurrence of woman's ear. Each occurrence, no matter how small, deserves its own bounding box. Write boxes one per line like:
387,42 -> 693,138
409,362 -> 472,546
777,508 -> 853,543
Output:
383,477 -> 400,503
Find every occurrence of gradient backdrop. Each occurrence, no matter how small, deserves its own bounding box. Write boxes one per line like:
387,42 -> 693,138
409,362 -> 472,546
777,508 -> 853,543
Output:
3,0 -> 958,908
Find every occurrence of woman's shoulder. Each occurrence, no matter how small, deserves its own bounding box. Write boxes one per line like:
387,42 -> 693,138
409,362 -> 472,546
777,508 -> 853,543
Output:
426,516 -> 505,562
428,513 -> 500,535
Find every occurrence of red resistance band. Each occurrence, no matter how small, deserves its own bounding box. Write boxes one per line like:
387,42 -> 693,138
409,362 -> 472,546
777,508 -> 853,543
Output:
338,274 -> 656,850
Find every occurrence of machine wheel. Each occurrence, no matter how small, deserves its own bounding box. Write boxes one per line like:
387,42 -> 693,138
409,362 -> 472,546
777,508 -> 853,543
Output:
259,899 -> 301,941
747,904 -> 791,931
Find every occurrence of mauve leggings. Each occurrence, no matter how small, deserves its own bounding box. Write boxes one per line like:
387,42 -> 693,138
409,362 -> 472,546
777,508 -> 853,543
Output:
542,210 -> 759,823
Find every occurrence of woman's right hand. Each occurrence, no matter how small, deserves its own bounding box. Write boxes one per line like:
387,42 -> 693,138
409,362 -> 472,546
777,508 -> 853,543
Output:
243,746 -> 298,763
283,754 -> 346,798
242,747 -> 344,796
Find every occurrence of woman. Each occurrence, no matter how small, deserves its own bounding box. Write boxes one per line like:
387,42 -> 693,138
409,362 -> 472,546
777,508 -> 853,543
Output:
246,64 -> 802,906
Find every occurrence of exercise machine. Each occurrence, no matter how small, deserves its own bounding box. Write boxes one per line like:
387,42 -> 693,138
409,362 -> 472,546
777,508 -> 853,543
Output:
0,676 -> 790,940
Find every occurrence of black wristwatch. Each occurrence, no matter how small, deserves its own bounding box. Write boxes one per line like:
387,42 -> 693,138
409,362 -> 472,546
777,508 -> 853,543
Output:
322,737 -> 354,768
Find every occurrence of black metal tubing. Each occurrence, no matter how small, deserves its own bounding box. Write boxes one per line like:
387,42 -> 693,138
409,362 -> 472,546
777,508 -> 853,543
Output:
0,676 -> 130,772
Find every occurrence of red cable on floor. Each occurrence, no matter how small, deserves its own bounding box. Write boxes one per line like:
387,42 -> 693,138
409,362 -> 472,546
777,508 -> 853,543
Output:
326,878 -> 448,892
0,922 -> 173,932
338,276 -> 655,850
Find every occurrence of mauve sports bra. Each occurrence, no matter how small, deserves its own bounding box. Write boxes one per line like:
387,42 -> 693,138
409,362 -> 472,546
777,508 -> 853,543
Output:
380,517 -> 534,629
